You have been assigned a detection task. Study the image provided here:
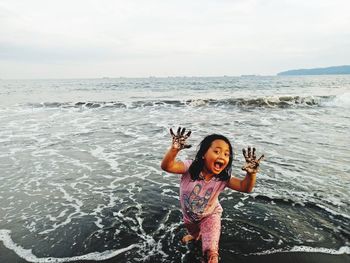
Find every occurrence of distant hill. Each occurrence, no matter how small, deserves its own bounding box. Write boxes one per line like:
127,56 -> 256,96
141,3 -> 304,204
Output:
277,65 -> 350,75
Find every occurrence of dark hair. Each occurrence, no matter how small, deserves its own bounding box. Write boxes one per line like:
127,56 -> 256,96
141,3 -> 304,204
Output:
189,134 -> 233,181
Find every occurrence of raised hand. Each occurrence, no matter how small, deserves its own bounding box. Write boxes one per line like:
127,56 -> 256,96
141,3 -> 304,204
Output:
241,146 -> 264,174
170,127 -> 192,150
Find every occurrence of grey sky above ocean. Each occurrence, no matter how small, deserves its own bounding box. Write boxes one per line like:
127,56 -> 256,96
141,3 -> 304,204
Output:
1,0 -> 350,79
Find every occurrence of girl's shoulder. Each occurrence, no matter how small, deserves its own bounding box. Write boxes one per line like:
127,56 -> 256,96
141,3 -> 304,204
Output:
183,159 -> 193,171
180,160 -> 193,181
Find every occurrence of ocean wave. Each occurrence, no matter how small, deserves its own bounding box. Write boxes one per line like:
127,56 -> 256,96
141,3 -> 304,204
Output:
25,95 -> 340,109
2,228 -> 349,263
0,229 -> 138,262
252,194 -> 350,220
212,95 -> 330,108
251,245 -> 350,255
322,92 -> 350,108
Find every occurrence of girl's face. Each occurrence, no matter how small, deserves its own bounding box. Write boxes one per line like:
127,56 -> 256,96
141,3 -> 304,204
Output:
203,139 -> 230,175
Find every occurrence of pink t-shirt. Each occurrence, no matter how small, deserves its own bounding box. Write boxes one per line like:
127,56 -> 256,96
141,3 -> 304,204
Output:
180,160 -> 229,223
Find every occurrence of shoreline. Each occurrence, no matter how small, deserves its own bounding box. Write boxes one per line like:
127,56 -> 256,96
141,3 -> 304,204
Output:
1,242 -> 349,263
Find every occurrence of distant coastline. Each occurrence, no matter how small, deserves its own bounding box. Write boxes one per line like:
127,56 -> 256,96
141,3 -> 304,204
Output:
277,65 -> 350,75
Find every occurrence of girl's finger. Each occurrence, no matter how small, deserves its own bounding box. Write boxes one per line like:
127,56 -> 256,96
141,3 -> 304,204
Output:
181,127 -> 186,135
252,147 -> 256,159
242,163 -> 252,171
247,146 -> 251,158
242,148 -> 248,160
170,128 -> 175,137
177,127 -> 181,135
257,154 -> 265,163
185,130 -> 192,138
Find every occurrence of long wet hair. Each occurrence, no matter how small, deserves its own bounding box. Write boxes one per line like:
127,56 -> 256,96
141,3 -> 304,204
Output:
188,134 -> 233,181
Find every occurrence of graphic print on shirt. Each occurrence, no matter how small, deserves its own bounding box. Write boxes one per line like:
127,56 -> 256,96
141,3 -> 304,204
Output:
183,184 -> 213,222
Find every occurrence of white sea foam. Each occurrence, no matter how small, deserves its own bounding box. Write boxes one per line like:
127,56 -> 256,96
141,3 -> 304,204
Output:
90,145 -> 121,172
0,229 -> 138,262
323,92 -> 350,108
251,245 -> 350,255
315,204 -> 350,220
38,186 -> 85,235
187,99 -> 208,107
234,201 -> 245,209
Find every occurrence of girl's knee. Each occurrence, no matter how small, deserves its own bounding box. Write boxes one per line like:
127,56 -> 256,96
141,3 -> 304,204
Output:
205,249 -> 219,263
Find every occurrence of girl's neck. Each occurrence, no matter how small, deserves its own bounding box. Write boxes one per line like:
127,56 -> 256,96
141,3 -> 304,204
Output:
201,168 -> 214,182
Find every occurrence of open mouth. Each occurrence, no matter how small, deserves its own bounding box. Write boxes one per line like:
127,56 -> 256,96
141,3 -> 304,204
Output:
214,160 -> 225,170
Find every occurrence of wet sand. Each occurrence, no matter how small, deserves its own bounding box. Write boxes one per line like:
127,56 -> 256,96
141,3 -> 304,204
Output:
1,242 -> 349,263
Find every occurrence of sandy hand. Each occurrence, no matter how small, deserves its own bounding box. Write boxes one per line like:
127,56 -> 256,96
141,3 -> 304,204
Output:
170,127 -> 192,150
241,146 -> 264,174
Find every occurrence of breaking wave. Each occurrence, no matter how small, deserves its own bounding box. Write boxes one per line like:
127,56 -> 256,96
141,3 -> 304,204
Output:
252,194 -> 350,221
0,229 -> 138,262
251,245 -> 350,256
25,95 -> 343,109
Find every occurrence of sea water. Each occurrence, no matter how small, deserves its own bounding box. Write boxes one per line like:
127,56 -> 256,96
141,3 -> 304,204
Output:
0,76 -> 349,262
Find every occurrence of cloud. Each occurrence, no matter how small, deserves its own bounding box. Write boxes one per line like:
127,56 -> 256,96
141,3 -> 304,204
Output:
0,0 -> 350,78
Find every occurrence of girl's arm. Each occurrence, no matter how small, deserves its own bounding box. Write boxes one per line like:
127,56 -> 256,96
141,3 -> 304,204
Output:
160,127 -> 192,174
227,172 -> 256,193
161,147 -> 186,174
227,147 -> 264,193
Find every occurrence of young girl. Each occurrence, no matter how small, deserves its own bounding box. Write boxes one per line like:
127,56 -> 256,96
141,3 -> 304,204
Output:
161,127 -> 264,263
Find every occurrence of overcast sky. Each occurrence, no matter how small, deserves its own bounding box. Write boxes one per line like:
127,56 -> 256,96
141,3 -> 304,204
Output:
1,0 -> 349,78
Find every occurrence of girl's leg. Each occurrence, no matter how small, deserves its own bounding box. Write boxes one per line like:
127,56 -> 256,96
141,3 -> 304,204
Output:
200,213 -> 221,263
183,220 -> 200,244
181,234 -> 195,244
